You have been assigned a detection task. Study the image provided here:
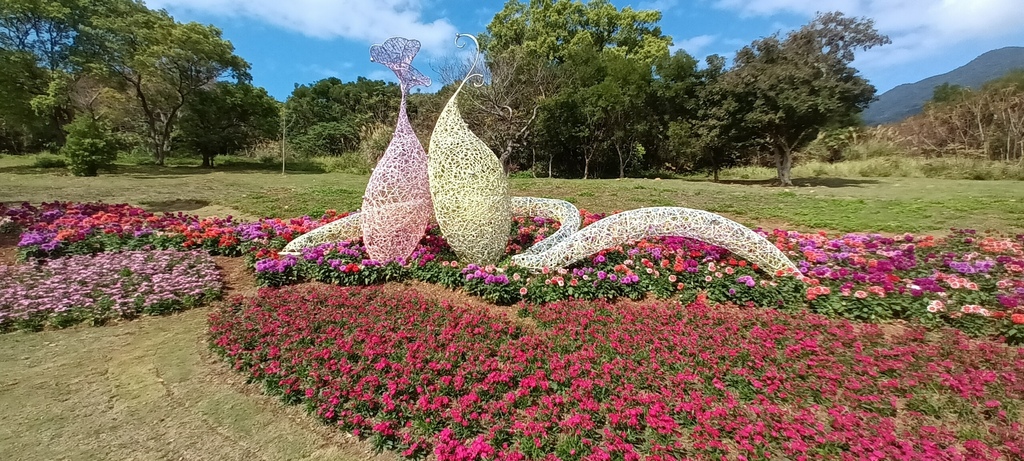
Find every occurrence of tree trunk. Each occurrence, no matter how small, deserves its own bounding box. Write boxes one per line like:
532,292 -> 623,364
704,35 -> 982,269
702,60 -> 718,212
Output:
583,156 -> 590,180
500,139 -> 514,173
711,149 -> 719,182
548,151 -> 553,178
775,146 -> 793,186
615,144 -> 625,179
202,153 -> 215,168
531,147 -> 538,178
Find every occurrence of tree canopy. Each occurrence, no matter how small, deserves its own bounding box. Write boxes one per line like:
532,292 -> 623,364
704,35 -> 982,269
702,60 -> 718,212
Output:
1,1 -> 900,183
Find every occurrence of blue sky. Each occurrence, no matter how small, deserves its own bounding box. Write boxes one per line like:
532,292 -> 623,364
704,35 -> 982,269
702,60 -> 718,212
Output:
145,0 -> 1024,101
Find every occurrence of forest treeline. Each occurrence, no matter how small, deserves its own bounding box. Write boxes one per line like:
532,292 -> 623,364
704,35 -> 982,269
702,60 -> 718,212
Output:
5,0 -> 1014,183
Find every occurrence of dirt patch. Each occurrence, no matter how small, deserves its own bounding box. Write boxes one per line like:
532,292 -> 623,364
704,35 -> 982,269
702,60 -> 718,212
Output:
0,232 -> 19,266
388,280 -> 539,331
213,256 -> 259,299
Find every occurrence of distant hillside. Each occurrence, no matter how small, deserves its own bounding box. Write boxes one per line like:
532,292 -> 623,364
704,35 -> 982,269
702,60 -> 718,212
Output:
863,46 -> 1024,125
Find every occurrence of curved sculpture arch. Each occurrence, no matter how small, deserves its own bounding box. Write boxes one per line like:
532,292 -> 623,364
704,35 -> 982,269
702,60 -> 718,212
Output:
510,207 -> 797,274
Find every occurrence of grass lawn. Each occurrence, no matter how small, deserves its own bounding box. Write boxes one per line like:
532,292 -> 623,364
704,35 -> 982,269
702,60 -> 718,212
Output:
2,154 -> 1023,234
0,257 -> 396,461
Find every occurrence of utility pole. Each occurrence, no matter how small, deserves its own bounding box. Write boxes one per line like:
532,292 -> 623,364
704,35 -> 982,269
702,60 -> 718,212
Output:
280,104 -> 287,175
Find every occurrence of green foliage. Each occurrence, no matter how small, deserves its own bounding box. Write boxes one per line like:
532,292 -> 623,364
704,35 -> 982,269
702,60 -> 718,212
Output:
177,82 -> 279,166
31,153 -> 67,168
286,77 -> 400,157
719,12 -> 889,185
61,115 -> 116,176
485,0 -> 671,65
292,121 -> 360,157
931,82 -> 968,105
79,2 -> 251,165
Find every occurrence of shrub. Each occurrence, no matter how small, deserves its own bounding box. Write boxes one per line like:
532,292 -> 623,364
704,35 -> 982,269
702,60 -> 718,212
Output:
357,122 -> 393,167
313,153 -> 372,175
61,116 -> 117,176
31,153 -> 67,169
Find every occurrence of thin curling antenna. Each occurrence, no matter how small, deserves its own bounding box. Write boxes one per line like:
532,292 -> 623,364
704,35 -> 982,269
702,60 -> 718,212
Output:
454,33 -> 485,92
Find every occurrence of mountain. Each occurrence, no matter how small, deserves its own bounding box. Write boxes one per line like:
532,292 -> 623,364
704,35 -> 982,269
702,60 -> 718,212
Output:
862,47 -> 1024,125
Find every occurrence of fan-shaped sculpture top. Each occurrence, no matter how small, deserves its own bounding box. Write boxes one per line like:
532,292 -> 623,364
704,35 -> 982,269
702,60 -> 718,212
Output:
426,35 -> 512,266
369,37 -> 431,90
360,37 -> 433,262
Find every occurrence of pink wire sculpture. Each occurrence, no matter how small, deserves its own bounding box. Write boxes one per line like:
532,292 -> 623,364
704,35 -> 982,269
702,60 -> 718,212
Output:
361,37 -> 434,262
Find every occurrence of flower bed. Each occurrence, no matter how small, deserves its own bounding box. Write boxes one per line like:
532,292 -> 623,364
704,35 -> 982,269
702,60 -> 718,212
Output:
210,285 -> 1024,460
5,201 -> 1024,342
0,250 -> 222,331
1,201 -> 348,258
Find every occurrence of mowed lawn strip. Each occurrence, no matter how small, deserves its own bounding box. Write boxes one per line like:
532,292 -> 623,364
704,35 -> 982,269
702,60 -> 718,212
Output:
2,155 -> 1022,233
0,299 -> 396,461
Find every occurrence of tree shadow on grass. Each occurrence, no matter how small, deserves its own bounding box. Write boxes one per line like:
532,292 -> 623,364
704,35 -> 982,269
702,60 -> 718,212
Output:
120,162 -> 328,178
716,177 -> 882,188
138,199 -> 212,213
0,165 -> 65,175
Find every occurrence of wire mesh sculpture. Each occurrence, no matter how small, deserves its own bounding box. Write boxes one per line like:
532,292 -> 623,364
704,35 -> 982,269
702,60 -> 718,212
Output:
426,34 -> 512,265
509,197 -> 581,256
511,207 -> 797,274
360,37 -> 434,262
281,212 -> 362,254
282,33 -> 798,276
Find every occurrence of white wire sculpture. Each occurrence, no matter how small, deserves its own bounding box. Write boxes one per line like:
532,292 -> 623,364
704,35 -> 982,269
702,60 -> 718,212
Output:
281,213 -> 362,254
426,34 -> 511,265
510,207 -> 797,273
509,197 -> 581,256
361,37 -> 434,262
281,34 -> 798,275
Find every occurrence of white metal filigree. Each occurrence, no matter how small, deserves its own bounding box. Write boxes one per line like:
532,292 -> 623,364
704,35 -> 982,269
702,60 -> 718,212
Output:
426,34 -> 511,265
509,197 -> 581,256
281,212 -> 362,254
511,207 -> 797,274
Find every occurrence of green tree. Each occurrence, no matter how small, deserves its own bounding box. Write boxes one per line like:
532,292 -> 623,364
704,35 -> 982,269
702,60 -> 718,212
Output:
0,0 -> 93,148
485,0 -> 671,65
61,114 -> 116,176
584,51 -> 655,178
178,82 -> 280,167
286,77 -> 401,156
931,82 -> 969,105
484,0 -> 672,177
0,49 -> 50,151
79,2 -> 250,165
725,12 -> 889,186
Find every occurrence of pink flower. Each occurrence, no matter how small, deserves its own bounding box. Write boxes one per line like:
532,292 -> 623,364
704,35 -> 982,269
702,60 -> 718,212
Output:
926,300 -> 945,313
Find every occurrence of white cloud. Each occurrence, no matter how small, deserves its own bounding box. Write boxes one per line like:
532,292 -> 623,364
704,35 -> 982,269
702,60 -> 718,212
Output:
144,0 -> 459,55
712,0 -> 1024,68
672,34 -> 718,54
638,0 -> 680,11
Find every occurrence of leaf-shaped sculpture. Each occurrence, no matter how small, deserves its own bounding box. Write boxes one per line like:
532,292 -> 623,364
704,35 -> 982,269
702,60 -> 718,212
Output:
360,37 -> 434,262
427,34 -> 511,265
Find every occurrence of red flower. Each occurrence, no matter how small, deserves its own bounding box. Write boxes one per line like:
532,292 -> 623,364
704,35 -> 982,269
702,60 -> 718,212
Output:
1011,313 -> 1024,325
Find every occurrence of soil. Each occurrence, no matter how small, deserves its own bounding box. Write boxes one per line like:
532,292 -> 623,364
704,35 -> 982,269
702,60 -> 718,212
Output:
0,232 -> 19,266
